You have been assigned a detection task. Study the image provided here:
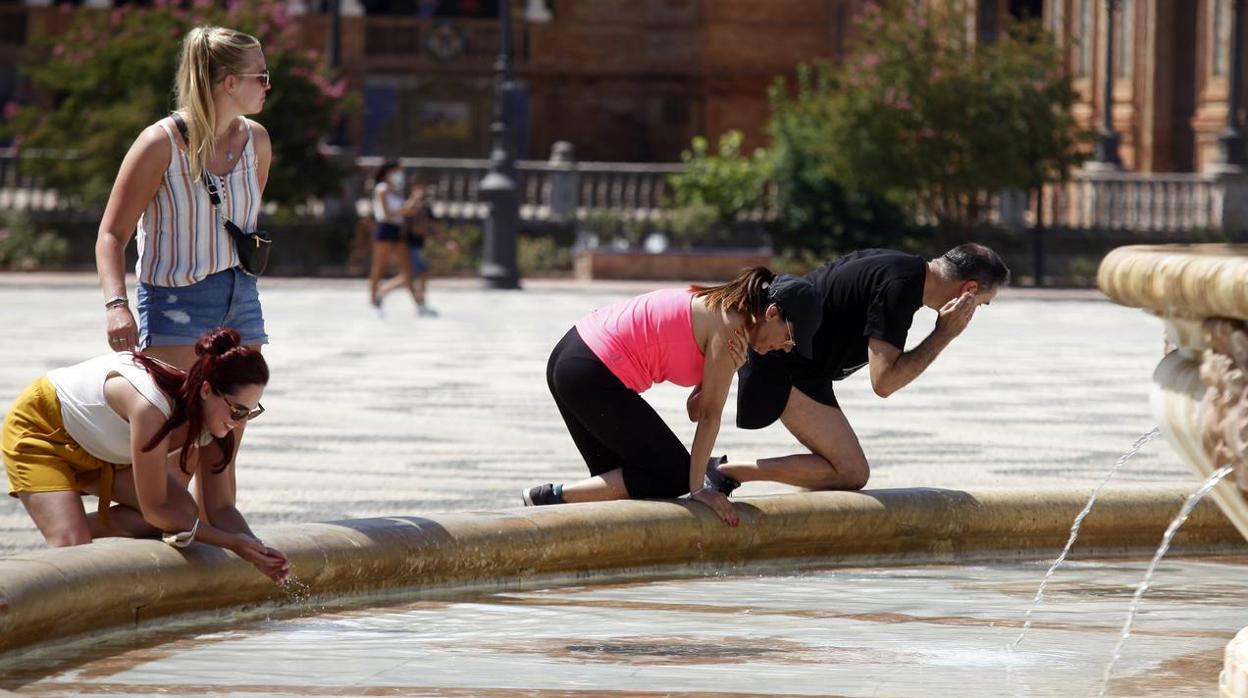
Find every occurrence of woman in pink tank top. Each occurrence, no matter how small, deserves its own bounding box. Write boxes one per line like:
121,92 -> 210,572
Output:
522,267 -> 823,525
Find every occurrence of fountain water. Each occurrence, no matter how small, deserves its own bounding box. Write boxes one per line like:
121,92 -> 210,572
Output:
1013,427 -> 1161,649
1098,243 -> 1248,694
1099,465 -> 1235,695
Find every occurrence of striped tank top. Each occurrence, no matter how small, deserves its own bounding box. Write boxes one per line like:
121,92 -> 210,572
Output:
135,116 -> 262,287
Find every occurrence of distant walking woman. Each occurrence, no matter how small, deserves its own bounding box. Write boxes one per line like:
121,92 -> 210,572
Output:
522,268 -> 823,526
2,329 -> 289,583
96,26 -> 274,370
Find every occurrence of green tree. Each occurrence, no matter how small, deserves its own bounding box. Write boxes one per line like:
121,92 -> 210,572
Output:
767,63 -> 910,257
667,130 -> 771,225
6,0 -> 351,209
779,0 -> 1084,230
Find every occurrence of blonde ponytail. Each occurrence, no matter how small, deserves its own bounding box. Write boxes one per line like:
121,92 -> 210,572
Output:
173,26 -> 261,180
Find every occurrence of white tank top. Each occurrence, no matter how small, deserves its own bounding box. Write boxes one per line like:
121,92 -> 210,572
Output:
46,353 -> 176,464
373,183 -> 405,224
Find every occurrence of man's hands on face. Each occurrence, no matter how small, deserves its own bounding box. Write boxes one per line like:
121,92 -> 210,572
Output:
935,291 -> 977,340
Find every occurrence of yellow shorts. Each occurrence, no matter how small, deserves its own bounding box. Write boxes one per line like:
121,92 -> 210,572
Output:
3,376 -> 126,524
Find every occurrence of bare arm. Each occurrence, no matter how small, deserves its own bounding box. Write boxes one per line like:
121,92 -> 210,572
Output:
194,440 -> 254,537
119,385 -> 287,581
867,291 -> 977,398
195,439 -> 290,582
250,119 -> 272,194
96,125 -> 169,350
687,327 -> 744,526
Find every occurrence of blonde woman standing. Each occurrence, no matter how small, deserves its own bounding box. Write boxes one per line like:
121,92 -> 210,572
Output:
96,26 -> 273,371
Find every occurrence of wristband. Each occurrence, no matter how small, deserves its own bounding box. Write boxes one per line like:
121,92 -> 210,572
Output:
162,518 -> 200,548
104,295 -> 129,310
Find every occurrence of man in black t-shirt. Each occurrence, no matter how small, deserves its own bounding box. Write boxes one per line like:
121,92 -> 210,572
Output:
705,244 -> 1010,494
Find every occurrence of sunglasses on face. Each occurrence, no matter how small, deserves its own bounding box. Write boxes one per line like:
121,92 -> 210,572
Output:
236,70 -> 271,88
218,392 -> 265,421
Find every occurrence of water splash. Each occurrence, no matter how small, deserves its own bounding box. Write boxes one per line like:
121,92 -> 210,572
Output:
1098,464 -> 1235,696
1012,427 -> 1161,649
280,576 -> 313,604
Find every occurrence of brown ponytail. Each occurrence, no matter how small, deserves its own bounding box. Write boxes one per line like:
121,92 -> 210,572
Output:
691,267 -> 776,329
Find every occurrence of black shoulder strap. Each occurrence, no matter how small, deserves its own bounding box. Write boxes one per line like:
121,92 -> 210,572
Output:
170,112 -> 190,143
169,113 -> 221,206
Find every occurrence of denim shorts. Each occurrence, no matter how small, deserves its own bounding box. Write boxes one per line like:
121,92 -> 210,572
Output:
138,267 -> 269,348
409,245 -> 428,275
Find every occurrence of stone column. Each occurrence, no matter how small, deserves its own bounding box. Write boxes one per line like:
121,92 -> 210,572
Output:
1212,0 -> 1248,172
548,141 -> 578,223
1088,0 -> 1123,170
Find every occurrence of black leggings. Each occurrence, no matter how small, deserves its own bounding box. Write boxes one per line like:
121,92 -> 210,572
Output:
546,327 -> 690,499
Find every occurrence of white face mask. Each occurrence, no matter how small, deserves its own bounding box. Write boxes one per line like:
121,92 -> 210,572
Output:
388,171 -> 405,189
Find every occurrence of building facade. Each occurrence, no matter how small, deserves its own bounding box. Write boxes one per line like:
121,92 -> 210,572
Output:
0,0 -> 1244,172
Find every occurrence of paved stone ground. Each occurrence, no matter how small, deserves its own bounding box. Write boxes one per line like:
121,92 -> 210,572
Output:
0,273 -> 1190,556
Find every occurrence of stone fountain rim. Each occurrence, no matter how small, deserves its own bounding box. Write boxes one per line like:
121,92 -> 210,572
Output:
0,485 -> 1240,672
1098,243 -> 1248,321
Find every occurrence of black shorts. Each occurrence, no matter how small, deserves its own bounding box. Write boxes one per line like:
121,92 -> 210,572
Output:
735,350 -> 840,429
373,221 -> 403,242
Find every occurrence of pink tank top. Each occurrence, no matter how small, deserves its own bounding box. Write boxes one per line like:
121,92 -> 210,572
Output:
575,288 -> 705,393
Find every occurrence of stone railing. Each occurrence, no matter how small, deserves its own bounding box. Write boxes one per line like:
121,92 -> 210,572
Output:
1046,171 -> 1228,232
347,152 -> 686,224
6,145 -> 1248,235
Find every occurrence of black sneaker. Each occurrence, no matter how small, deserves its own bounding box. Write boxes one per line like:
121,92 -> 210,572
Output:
523,483 -> 561,506
703,455 -> 740,496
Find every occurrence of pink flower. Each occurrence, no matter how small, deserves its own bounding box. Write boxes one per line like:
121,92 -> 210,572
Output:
860,53 -> 880,70
52,44 -> 65,57
3,102 -> 18,120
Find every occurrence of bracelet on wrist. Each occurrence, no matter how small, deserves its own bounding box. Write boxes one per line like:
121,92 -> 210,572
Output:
104,295 -> 129,310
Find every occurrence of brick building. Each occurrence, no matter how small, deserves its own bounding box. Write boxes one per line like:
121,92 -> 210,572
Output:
0,0 -> 1245,173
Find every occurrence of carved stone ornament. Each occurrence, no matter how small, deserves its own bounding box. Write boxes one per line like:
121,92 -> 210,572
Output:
1199,318 -> 1248,494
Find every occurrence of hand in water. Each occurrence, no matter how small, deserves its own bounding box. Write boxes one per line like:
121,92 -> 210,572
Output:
692,487 -> 739,527
235,535 -> 291,583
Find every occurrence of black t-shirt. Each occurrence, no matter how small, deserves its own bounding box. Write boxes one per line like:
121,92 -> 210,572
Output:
790,249 -> 926,382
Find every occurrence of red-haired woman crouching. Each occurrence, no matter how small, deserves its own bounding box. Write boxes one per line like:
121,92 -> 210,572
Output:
2,328 -> 289,582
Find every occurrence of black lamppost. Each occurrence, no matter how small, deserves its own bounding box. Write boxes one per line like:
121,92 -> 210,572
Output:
1215,0 -> 1248,172
1088,0 -> 1122,169
478,0 -> 522,290
327,0 -> 341,72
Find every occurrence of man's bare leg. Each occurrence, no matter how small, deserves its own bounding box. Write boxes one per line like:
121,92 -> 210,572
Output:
720,387 -> 870,490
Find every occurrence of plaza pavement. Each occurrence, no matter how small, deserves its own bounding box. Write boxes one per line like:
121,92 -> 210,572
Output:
0,272 -> 1192,556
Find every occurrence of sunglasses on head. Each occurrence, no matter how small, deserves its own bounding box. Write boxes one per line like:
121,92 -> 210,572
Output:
217,391 -> 265,421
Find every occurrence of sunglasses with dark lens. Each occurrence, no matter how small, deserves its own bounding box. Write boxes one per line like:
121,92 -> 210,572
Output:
219,392 -> 265,421
236,70 -> 270,88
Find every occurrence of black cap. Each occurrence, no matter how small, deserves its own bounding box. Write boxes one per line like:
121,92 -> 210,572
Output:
768,274 -> 823,359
